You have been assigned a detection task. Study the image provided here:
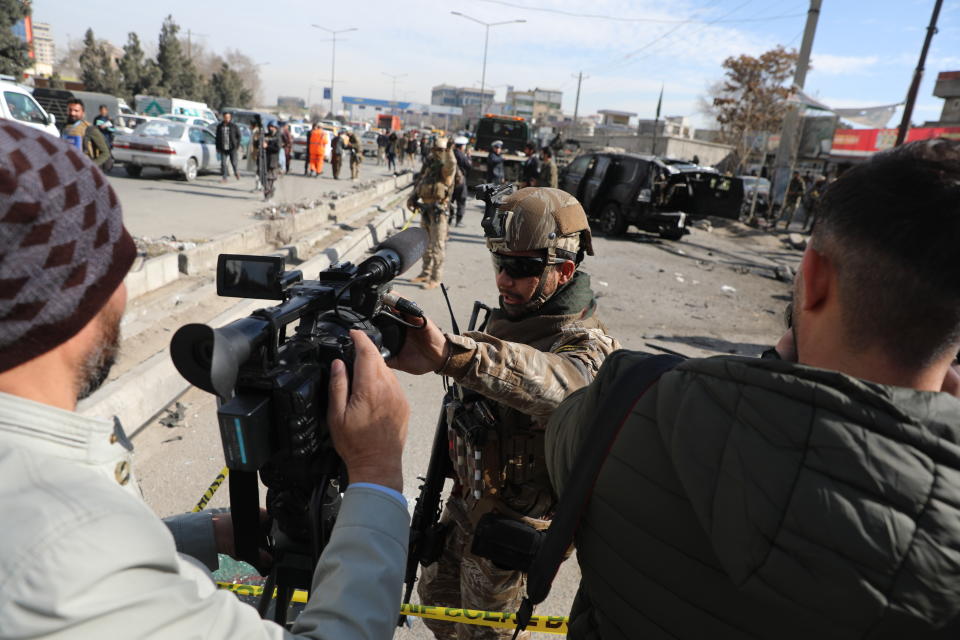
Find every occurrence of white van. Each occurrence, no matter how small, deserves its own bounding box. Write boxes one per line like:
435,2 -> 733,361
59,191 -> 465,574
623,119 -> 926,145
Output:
0,81 -> 58,137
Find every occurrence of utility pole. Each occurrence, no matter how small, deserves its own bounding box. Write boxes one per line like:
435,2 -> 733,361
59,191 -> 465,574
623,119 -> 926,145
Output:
571,71 -> 588,126
771,0 -> 822,208
311,25 -> 358,117
451,12 -> 526,112
185,29 -> 207,59
895,0 -> 944,146
383,72 -> 407,115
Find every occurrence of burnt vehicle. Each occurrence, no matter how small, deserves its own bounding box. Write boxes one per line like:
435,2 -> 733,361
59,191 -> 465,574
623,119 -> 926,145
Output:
560,152 -> 744,239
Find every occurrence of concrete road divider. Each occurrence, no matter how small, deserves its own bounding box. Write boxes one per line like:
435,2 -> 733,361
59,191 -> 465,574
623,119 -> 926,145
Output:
177,173 -> 414,277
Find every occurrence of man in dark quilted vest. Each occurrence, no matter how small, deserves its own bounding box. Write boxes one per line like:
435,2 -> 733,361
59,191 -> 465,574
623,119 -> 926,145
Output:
547,138 -> 960,639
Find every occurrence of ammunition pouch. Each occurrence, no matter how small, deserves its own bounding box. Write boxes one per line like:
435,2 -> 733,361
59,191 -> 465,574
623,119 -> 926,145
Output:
471,512 -> 543,571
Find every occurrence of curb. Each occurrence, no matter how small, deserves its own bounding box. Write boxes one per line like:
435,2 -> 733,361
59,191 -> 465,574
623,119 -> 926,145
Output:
78,204 -> 415,430
123,172 -> 414,301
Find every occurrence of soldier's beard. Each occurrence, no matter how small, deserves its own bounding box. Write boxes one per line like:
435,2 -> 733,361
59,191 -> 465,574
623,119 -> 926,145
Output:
500,271 -> 559,319
76,306 -> 122,400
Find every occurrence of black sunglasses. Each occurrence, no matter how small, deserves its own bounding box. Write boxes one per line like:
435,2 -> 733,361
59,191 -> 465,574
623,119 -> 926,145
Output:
491,253 -> 560,279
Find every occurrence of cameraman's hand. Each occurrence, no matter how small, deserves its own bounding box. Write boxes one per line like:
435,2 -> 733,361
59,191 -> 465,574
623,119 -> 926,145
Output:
328,330 -> 409,492
387,314 -> 448,375
406,195 -> 418,212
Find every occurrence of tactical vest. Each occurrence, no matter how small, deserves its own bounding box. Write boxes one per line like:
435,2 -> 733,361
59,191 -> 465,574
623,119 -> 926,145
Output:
61,121 -> 100,161
447,309 -> 607,524
416,154 -> 454,203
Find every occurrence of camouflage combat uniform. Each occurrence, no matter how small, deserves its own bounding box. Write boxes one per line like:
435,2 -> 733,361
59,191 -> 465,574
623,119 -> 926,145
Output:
411,142 -> 456,286
418,271 -> 620,640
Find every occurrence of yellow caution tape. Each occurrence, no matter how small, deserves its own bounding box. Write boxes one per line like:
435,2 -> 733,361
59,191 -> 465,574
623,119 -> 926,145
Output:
400,209 -> 419,231
193,467 -> 229,512
215,582 -> 567,634
400,603 -> 568,635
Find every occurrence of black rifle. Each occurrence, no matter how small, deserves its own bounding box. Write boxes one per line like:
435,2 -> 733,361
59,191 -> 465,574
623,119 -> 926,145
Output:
399,287 -> 490,626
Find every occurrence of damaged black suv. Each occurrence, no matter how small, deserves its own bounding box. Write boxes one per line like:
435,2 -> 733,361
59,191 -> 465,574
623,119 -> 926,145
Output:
559,152 -> 744,240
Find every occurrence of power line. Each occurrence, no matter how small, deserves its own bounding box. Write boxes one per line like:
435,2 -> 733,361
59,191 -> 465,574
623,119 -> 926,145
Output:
476,0 -> 805,25
589,0 -> 751,74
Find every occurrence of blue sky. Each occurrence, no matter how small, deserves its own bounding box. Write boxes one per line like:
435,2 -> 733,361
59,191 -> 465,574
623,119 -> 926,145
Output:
41,0 -> 960,128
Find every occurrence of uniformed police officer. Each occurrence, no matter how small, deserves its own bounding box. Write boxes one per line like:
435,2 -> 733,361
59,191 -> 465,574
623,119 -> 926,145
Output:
391,187 -> 620,639
409,137 -> 457,290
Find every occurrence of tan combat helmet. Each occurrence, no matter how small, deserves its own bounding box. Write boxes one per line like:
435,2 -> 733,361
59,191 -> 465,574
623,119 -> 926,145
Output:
485,187 -> 593,261
433,137 -> 449,150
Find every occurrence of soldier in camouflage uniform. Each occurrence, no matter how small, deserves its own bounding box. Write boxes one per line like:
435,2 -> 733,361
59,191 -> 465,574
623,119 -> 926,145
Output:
391,187 -> 621,639
408,137 -> 457,290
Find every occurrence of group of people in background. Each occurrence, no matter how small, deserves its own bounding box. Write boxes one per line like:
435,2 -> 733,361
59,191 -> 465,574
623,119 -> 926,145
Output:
213,113 -> 368,201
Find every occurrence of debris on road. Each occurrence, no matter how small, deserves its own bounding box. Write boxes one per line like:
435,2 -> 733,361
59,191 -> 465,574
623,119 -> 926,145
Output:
158,402 -> 187,428
721,285 -> 737,294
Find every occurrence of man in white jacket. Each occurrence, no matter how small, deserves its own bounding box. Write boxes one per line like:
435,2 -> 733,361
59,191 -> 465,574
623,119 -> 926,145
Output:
0,120 -> 411,639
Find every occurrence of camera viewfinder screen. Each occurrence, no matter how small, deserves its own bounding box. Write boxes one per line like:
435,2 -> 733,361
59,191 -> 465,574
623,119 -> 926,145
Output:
217,254 -> 285,299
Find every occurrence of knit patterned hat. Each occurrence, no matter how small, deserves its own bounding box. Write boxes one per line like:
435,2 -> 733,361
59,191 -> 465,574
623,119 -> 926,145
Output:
0,121 -> 136,373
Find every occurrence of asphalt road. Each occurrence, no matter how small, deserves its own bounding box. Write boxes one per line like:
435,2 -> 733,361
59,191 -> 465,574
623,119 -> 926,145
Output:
105,154 -> 407,241
131,200 -> 800,637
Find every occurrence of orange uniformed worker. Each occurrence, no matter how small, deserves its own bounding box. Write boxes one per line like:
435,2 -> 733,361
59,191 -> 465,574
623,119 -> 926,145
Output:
306,123 -> 327,177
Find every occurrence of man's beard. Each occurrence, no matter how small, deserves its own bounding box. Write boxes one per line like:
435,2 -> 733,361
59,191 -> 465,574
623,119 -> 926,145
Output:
76,307 -> 122,400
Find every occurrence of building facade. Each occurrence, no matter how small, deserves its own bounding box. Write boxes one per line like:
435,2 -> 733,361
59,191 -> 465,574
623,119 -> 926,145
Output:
504,86 -> 562,123
636,115 -> 694,139
430,84 -> 495,109
32,22 -> 55,68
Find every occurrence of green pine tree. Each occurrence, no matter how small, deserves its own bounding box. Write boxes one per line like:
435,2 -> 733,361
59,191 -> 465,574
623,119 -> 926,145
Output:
0,0 -> 31,77
118,32 -> 161,103
156,15 -> 203,100
206,62 -> 253,111
79,28 -> 123,95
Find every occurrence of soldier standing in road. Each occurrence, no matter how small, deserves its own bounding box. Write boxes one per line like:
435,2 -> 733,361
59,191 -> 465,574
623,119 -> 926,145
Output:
483,141 -> 506,221
451,136 -> 472,227
520,142 -> 541,187
539,146 -> 558,189
391,188 -> 619,639
348,131 -> 362,180
397,132 -> 408,166
330,128 -> 345,179
408,137 -> 456,290
262,121 -> 282,201
281,122 -> 294,174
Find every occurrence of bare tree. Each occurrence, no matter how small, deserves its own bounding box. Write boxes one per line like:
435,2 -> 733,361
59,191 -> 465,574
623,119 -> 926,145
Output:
708,46 -> 798,173
223,50 -> 263,105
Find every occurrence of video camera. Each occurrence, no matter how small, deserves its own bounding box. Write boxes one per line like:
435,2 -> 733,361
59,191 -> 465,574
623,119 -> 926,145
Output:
170,227 -> 427,620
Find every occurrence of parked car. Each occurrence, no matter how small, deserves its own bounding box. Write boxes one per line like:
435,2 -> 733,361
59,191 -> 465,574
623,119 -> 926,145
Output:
559,152 -> 744,239
738,175 -> 771,218
32,87 -> 132,134
112,120 -> 219,181
115,114 -> 160,136
0,80 -> 58,137
360,130 -> 379,156
161,113 -> 216,129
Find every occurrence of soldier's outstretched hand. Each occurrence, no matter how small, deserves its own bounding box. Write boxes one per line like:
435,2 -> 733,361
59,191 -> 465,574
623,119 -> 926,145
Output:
328,330 -> 409,491
387,314 -> 449,376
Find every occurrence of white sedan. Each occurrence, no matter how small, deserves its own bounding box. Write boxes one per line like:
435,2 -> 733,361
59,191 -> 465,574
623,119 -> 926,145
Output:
112,120 -> 219,181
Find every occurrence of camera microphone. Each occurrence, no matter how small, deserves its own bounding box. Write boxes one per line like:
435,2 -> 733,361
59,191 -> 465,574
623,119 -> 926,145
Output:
354,227 -> 428,285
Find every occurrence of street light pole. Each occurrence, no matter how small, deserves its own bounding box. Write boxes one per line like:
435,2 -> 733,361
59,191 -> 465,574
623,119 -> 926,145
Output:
451,12 -> 526,112
311,25 -> 358,117
382,72 -> 408,116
